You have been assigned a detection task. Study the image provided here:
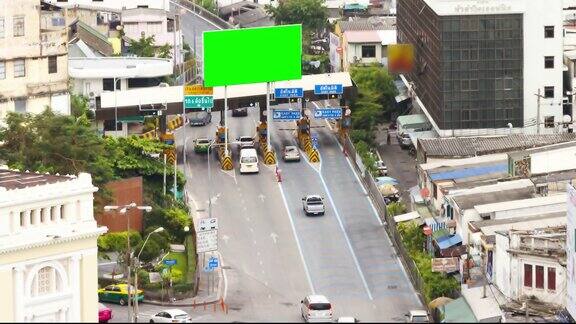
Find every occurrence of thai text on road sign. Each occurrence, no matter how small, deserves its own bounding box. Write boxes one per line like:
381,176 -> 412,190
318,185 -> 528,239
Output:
274,87 -> 303,98
184,84 -> 213,95
314,84 -> 343,95
185,95 -> 214,109
197,229 -> 218,253
273,109 -> 301,121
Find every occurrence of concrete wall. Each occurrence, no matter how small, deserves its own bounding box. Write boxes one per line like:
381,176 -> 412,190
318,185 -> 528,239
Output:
531,145 -> 576,175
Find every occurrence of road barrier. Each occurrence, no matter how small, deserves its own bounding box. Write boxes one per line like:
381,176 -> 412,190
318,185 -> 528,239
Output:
298,132 -> 320,163
140,129 -> 158,140
340,135 -> 425,305
217,146 -> 233,170
168,115 -> 184,131
264,149 -> 276,165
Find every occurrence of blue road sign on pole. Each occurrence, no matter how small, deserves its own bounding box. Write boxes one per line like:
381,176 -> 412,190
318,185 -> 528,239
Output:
314,108 -> 342,119
184,95 -> 214,109
312,135 -> 319,149
274,87 -> 303,98
163,259 -> 177,266
208,256 -> 219,269
314,84 -> 343,95
273,109 -> 301,121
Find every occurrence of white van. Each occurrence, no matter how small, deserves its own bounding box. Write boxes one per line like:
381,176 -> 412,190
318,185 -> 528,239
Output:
300,295 -> 333,322
239,148 -> 259,174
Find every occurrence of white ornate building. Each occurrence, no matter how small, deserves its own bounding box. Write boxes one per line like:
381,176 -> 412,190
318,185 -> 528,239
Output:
0,168 -> 107,322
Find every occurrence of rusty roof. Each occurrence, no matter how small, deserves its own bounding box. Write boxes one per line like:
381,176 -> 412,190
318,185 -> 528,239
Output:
419,134 -> 576,158
0,169 -> 72,190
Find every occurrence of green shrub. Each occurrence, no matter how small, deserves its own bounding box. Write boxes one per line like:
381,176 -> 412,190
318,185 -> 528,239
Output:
173,282 -> 194,293
161,268 -> 184,284
387,202 -> 407,217
98,231 -> 142,252
136,269 -> 150,285
144,208 -> 191,243
184,234 -> 197,284
134,239 -> 161,263
350,129 -> 374,146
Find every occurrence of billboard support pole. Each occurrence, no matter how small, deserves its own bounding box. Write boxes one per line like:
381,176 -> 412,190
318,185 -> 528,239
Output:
266,82 -> 271,150
224,86 -> 229,156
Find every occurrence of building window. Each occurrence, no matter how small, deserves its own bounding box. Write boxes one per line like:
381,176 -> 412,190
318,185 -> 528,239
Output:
48,56 -> 57,74
545,116 -> 555,128
36,267 -> 55,295
548,267 -> 556,290
20,212 -> 25,227
544,26 -> 554,38
0,61 -> 5,79
14,99 -> 26,113
103,78 -> 119,91
524,264 -> 532,287
535,265 -> 544,289
361,45 -> 376,58
13,15 -> 25,37
14,59 -> 25,78
544,86 -> 554,98
0,17 -> 5,38
60,205 -> 65,221
544,56 -> 554,69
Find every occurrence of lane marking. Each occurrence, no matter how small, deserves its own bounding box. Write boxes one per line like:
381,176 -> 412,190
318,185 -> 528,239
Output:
277,183 -> 315,294
170,0 -> 223,30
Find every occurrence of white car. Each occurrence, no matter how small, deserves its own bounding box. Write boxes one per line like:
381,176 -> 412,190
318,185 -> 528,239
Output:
238,136 -> 255,149
302,195 -> 325,216
283,145 -> 301,162
405,310 -> 430,323
301,295 -> 333,322
239,148 -> 259,174
149,309 -> 191,323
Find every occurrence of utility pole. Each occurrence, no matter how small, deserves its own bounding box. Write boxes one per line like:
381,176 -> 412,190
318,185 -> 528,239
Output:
536,88 -> 542,135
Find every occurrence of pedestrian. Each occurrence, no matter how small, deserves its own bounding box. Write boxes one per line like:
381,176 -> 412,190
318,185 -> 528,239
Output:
386,132 -> 391,145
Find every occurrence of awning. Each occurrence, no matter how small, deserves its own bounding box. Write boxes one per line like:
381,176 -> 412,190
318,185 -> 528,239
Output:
441,297 -> 477,323
437,234 -> 463,250
393,211 -> 420,223
118,116 -> 145,123
439,245 -> 467,258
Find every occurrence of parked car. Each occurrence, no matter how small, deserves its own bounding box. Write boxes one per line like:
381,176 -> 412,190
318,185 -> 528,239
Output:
375,160 -> 388,176
283,145 -> 301,162
232,106 -> 248,117
405,310 -> 430,323
398,132 -> 412,149
188,111 -> 211,126
194,138 -> 212,154
301,295 -> 333,322
98,303 -> 112,323
97,284 -> 143,306
237,136 -> 255,148
149,309 -> 191,323
302,195 -> 325,216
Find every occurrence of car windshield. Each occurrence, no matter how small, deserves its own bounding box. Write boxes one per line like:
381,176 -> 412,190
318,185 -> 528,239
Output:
240,137 -> 252,142
411,315 -> 429,322
174,314 -> 189,319
197,139 -> 210,144
307,197 -> 323,205
286,147 -> 297,153
241,157 -> 257,163
309,303 -> 331,310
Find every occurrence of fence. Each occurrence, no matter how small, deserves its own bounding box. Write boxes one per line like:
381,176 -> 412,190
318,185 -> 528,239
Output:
177,0 -> 234,30
341,135 -> 426,304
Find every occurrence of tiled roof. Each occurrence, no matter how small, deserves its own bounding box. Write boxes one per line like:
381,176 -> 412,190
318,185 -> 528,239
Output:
419,134 -> 576,158
338,17 -> 396,32
0,169 -> 72,191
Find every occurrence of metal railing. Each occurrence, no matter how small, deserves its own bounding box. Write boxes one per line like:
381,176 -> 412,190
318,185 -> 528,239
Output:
176,0 -> 234,30
341,135 -> 426,303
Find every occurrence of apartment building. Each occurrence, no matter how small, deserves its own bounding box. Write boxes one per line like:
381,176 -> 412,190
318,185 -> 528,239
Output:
0,0 -> 70,122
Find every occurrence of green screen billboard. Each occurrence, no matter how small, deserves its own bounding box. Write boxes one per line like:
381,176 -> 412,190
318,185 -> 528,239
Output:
203,25 -> 302,87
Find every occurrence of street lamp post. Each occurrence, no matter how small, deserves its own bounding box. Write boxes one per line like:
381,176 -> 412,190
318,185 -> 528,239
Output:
134,227 -> 164,323
103,203 -> 153,323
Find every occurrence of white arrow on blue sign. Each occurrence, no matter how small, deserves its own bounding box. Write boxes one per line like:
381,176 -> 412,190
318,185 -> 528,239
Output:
314,84 -> 343,95
273,109 -> 301,121
208,256 -> 219,269
314,108 -> 342,119
274,87 -> 303,98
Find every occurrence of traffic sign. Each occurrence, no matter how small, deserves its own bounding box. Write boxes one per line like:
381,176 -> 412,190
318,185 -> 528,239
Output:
273,109 -> 301,121
204,266 -> 214,273
184,84 -> 213,95
274,87 -> 303,98
312,135 -> 319,149
198,218 -> 218,231
184,95 -> 213,109
163,259 -> 177,266
208,256 -> 219,269
314,84 -> 343,95
197,229 -> 218,253
314,108 -> 342,119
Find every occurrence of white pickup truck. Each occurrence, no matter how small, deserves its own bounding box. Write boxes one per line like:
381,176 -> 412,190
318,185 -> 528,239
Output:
302,195 -> 325,216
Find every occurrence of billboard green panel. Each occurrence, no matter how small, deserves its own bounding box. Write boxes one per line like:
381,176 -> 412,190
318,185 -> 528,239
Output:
203,25 -> 302,87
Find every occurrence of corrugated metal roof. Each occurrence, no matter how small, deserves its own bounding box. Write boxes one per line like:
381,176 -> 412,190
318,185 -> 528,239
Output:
338,16 -> 396,32
452,187 -> 535,211
429,162 -> 507,181
419,134 -> 576,158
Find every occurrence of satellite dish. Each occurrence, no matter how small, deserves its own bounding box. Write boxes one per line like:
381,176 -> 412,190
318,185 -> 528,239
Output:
563,115 -> 572,123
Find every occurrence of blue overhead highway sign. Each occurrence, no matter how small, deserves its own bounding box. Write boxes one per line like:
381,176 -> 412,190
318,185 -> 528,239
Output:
314,108 -> 342,119
314,84 -> 343,95
184,95 -> 213,109
273,109 -> 301,121
274,87 -> 303,98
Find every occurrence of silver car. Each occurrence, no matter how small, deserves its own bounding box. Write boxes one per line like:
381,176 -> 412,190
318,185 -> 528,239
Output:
188,111 -> 211,126
283,145 -> 301,162
238,136 -> 255,148
302,195 -> 325,216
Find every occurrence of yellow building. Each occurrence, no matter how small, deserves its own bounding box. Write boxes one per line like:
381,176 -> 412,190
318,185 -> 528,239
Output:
0,169 -> 107,322
0,0 -> 70,123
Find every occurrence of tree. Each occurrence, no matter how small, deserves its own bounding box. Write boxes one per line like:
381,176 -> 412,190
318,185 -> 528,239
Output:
157,43 -> 173,59
265,0 -> 328,32
129,35 -> 156,57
